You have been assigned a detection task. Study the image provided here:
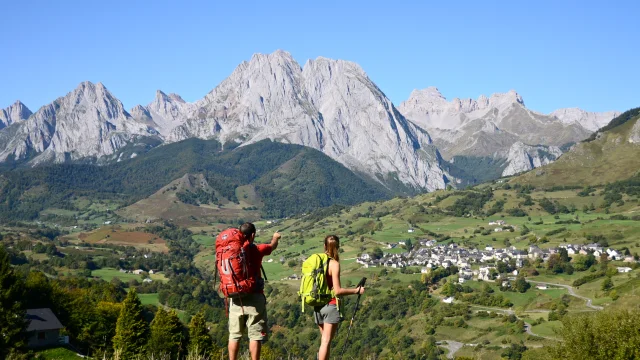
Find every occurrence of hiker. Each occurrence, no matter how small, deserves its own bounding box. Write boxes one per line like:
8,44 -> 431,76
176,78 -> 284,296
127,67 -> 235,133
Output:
224,223 -> 280,360
314,235 -> 365,360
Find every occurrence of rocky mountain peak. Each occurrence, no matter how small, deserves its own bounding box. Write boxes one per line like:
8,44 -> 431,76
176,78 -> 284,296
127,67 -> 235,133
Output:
549,107 -> 621,132
0,100 -> 32,129
488,89 -> 525,108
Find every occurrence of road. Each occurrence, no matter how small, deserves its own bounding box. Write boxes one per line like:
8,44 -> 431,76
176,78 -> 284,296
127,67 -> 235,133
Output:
436,340 -> 465,359
526,280 -> 604,310
437,279 -> 604,357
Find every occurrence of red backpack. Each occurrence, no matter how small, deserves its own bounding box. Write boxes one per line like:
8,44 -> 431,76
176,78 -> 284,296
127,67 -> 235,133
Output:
215,228 -> 265,298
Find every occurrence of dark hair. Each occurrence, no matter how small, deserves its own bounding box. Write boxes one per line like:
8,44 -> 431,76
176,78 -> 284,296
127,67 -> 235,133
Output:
239,222 -> 256,238
324,235 -> 340,261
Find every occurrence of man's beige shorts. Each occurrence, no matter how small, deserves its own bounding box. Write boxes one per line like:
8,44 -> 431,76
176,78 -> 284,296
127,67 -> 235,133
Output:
228,293 -> 268,342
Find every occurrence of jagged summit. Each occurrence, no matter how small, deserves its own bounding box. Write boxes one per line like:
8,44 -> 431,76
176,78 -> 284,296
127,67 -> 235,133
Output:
0,50 -> 621,190
549,107 -> 620,131
0,100 -> 32,129
0,81 -> 154,163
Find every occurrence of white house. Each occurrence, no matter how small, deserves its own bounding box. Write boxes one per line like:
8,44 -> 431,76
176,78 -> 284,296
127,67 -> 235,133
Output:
408,229 -> 415,233
494,228 -> 503,232
617,267 -> 633,273
536,285 -> 548,290
607,249 -> 622,261
132,269 -> 144,275
458,277 -> 466,284
478,266 -> 497,281
442,297 -> 455,304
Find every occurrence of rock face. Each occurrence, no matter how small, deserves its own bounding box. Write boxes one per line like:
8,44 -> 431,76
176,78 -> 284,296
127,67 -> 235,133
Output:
0,101 -> 32,129
0,82 -> 157,163
549,108 -> 620,132
130,90 -> 195,136
398,87 -> 618,172
0,50 -> 621,189
501,142 -> 563,176
169,51 -> 448,190
629,119 -> 640,144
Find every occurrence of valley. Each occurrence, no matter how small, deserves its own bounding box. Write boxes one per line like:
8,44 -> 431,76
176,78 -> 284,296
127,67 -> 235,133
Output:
4,171 -> 640,359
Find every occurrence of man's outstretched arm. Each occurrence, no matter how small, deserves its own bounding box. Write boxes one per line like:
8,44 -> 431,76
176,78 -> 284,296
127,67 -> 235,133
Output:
270,232 -> 281,251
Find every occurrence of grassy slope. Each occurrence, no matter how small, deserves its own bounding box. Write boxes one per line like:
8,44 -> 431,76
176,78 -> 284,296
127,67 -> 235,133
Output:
515,114 -> 640,187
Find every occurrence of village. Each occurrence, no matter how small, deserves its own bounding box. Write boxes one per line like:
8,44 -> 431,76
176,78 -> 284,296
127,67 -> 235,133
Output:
356,221 -> 637,284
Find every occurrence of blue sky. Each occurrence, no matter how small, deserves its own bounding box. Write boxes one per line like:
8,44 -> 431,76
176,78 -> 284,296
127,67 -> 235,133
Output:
1,0 -> 638,114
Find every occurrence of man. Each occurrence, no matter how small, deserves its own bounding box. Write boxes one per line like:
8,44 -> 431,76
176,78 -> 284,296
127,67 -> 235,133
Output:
228,222 -> 280,360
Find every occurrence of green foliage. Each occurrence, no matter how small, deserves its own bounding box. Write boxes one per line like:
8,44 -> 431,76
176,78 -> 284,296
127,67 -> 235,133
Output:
545,227 -> 567,236
445,155 -> 508,186
514,276 -> 531,293
507,207 -> 528,217
584,107 -> 640,142
572,270 -> 606,286
0,139 -> 390,221
113,289 -> 150,358
188,311 -> 216,357
601,277 -> 614,291
447,189 -> 494,217
0,245 -> 27,357
148,308 -> 186,359
502,342 -> 528,360
546,309 -> 640,359
370,247 -> 384,260
573,254 -> 597,272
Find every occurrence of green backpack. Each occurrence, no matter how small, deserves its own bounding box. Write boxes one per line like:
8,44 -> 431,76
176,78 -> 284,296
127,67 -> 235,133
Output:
298,253 -> 336,311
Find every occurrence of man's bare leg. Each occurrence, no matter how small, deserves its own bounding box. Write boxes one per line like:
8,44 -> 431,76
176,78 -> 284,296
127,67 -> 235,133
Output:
249,340 -> 262,360
229,340 -> 240,360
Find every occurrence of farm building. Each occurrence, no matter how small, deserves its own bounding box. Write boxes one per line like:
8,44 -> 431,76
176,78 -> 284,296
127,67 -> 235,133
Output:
26,308 -> 65,348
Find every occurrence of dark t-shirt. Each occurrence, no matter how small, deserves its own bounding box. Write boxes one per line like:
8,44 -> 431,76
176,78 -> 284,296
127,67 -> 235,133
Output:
245,243 -> 272,293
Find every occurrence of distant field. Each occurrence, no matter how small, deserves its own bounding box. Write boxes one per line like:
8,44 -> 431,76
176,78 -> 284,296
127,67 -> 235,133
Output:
72,225 -> 169,253
139,293 -> 160,306
92,268 -> 168,283
531,320 -> 562,338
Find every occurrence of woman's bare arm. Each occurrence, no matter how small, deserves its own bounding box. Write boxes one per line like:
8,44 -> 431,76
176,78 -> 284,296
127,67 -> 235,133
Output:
329,260 -> 364,296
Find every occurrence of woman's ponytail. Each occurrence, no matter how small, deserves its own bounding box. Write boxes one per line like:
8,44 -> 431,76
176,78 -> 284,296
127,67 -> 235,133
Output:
324,235 -> 340,262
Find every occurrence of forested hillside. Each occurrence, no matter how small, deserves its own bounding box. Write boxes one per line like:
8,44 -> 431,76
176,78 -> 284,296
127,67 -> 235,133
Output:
0,139 -> 390,221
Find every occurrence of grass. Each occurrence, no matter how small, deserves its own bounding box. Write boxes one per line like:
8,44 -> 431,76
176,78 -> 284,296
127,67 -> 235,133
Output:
515,115 -> 640,187
138,293 -> 160,306
34,347 -> 81,360
91,268 -> 168,283
531,320 -> 562,338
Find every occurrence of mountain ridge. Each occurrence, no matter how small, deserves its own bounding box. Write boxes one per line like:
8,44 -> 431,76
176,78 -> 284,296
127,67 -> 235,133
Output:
0,50 -> 621,190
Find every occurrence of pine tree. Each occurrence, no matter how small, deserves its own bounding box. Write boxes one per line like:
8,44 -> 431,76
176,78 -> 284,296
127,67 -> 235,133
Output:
113,288 -> 149,358
188,311 -> 214,357
0,245 -> 27,358
149,308 -> 186,359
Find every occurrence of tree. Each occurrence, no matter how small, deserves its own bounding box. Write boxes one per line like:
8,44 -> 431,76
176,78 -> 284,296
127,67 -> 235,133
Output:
0,245 -> 27,358
601,277 -> 613,292
113,288 -> 149,358
148,308 -> 186,358
405,239 -> 413,251
502,342 -> 527,359
547,309 -> 640,359
515,276 -> 531,293
371,247 -> 384,260
188,310 -> 216,357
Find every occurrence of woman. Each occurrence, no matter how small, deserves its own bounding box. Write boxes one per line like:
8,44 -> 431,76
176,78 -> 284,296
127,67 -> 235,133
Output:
314,235 -> 365,360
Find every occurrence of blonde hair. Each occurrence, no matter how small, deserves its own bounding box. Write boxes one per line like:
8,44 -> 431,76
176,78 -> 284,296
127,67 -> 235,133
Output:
324,235 -> 340,261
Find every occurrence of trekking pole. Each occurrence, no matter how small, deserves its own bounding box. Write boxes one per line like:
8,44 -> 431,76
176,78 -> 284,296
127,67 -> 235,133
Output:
340,277 -> 366,360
